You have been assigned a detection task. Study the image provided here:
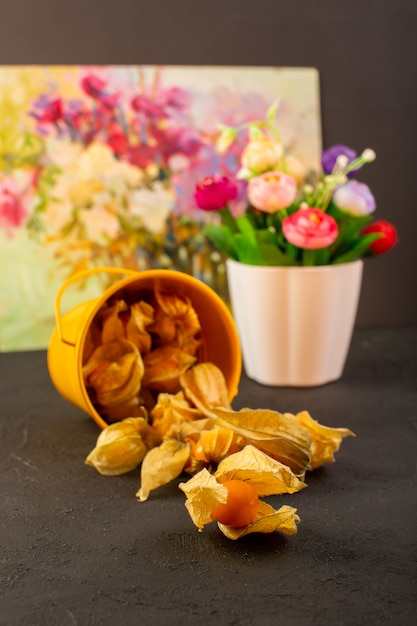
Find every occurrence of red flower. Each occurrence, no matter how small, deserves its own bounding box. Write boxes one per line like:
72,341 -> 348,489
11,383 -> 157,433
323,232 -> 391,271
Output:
107,123 -> 129,155
194,176 -> 238,211
35,98 -> 63,123
81,75 -> 107,99
362,220 -> 398,254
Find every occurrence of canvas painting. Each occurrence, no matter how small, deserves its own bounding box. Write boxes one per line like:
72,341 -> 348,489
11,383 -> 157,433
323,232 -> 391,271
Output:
0,65 -> 322,351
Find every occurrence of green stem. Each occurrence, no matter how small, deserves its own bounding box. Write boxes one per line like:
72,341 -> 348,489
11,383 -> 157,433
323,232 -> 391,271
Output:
302,249 -> 316,266
220,206 -> 238,233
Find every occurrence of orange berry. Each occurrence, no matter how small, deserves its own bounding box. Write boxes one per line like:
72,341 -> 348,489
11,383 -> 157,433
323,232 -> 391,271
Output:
212,479 -> 259,528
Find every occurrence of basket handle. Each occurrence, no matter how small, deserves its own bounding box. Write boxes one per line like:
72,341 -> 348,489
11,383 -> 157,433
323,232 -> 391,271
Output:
54,267 -> 139,346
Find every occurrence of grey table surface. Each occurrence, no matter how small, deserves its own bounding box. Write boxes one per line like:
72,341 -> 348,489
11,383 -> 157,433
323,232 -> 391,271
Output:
1,327 -> 416,626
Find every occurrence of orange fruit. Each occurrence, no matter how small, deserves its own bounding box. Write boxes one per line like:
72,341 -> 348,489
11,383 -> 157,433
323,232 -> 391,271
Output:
212,479 -> 259,528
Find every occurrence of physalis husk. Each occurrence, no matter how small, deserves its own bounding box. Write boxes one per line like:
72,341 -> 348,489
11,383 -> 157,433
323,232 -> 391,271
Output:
136,439 -> 191,502
180,362 -> 231,413
208,406 -> 311,479
287,410 -> 356,469
142,346 -> 197,394
85,417 -> 157,476
179,445 -> 303,539
83,338 -> 144,410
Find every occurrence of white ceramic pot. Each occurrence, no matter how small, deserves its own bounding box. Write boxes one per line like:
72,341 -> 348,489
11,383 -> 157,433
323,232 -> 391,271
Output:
226,259 -> 363,387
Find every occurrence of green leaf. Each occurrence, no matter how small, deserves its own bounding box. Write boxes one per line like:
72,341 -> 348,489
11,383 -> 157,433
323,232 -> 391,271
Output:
220,207 -> 238,233
266,99 -> 280,123
249,124 -> 264,140
233,234 -> 265,264
332,233 -> 381,264
204,225 -> 238,260
236,214 -> 257,242
257,244 -> 298,266
255,229 -> 277,247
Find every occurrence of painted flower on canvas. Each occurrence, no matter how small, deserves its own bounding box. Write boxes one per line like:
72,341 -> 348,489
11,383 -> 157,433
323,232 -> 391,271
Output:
0,65 -> 321,350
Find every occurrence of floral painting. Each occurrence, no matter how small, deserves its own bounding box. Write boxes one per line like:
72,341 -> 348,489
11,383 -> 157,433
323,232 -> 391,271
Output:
0,65 -> 321,351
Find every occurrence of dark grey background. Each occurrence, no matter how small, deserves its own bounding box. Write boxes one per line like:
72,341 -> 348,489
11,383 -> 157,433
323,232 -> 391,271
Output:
0,0 -> 416,327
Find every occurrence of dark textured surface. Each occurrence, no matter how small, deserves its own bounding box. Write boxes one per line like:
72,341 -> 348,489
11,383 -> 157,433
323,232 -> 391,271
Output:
1,328 -> 417,625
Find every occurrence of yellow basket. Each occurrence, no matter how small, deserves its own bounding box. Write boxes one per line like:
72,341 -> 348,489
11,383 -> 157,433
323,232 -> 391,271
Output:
47,267 -> 242,429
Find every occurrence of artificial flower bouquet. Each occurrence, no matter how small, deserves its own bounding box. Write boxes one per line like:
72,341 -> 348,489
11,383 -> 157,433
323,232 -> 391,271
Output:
194,102 -> 398,266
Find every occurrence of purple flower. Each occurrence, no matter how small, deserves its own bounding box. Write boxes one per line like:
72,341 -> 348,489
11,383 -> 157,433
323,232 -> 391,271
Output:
332,180 -> 376,216
321,144 -> 358,177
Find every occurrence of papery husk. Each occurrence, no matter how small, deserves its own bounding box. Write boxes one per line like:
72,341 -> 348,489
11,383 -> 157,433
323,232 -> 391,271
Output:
209,407 -> 311,479
288,410 -> 356,469
185,426 -> 241,475
215,445 -> 307,496
85,417 -> 152,476
218,504 -> 300,540
125,301 -> 155,354
196,427 -> 241,464
142,346 -> 196,394
151,391 -> 202,438
179,450 -> 303,539
136,439 -> 191,502
101,400 -> 148,424
99,300 -> 129,344
179,468 -> 227,530
149,290 -> 201,352
180,362 -> 231,412
83,339 -> 144,408
166,417 -> 214,443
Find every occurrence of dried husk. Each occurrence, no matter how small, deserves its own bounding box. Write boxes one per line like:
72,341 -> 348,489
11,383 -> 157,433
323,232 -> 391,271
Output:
83,339 -> 144,408
101,400 -> 148,424
288,410 -> 356,469
179,447 -> 303,539
208,407 -> 311,479
179,468 -> 227,530
197,426 -> 240,464
142,346 -> 196,394
218,504 -> 300,540
125,300 -> 155,354
149,290 -> 201,353
215,445 -> 307,496
99,300 -> 129,344
136,439 -> 191,502
151,391 -> 202,438
85,417 -> 153,476
180,362 -> 231,412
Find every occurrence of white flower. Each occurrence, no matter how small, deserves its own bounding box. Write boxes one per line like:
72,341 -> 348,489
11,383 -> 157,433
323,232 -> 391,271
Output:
129,182 -> 175,234
45,138 -> 83,170
78,204 -> 120,242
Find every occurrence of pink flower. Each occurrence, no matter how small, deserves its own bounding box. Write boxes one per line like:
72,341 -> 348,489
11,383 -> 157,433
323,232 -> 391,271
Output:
247,171 -> 297,213
362,220 -> 398,254
0,177 -> 31,234
152,125 -> 203,159
131,95 -> 165,118
282,208 -> 338,250
159,86 -> 191,111
194,175 -> 238,211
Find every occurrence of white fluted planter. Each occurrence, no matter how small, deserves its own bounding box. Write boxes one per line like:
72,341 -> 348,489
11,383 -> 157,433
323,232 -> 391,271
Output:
226,259 -> 363,387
